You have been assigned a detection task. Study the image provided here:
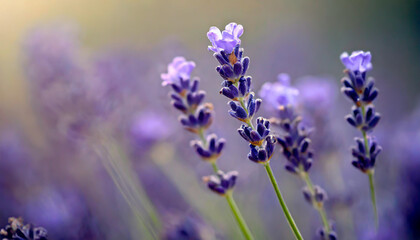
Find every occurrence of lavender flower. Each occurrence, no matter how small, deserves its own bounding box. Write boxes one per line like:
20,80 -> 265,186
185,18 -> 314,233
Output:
163,215 -> 213,240
0,217 -> 48,240
238,117 -> 271,146
262,75 -> 336,239
130,110 -> 173,146
351,137 -> 382,173
202,170 -> 238,196
208,23 -> 303,240
340,50 -> 380,226
340,51 -> 381,172
318,224 -> 337,240
346,106 -> 381,132
259,74 -> 299,111
163,56 -> 253,239
161,57 -> 196,86
272,105 -> 313,174
247,136 -> 276,164
162,57 -> 215,134
296,76 -> 337,113
340,51 -> 372,73
207,23 -> 244,53
191,134 -> 226,161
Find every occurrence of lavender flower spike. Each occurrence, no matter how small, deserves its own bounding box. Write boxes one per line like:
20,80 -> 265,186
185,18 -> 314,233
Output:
162,57 -> 254,240
207,22 -> 243,53
208,23 -> 303,240
262,75 -> 337,239
340,51 -> 372,73
161,56 -> 196,86
340,50 -> 380,227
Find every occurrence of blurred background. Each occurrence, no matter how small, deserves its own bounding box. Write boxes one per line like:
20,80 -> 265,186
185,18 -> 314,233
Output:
0,1 -> 419,239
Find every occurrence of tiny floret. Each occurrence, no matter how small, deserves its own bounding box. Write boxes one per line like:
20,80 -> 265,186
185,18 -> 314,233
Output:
161,57 -> 196,86
203,170 -> 238,195
340,51 -> 372,73
207,23 -> 244,53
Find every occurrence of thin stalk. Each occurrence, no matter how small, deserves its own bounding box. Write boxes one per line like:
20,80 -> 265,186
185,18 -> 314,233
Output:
368,171 -> 378,228
361,105 -> 378,228
211,162 -> 219,173
225,192 -> 254,240
264,163 -> 303,240
198,128 -> 207,146
300,171 -> 330,233
199,127 -> 254,239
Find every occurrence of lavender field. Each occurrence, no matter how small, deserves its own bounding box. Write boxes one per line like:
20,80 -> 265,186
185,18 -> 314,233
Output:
0,1 -> 419,239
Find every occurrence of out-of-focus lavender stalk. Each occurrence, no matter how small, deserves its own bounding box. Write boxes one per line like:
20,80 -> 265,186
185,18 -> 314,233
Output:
260,75 -> 336,239
94,135 -> 161,239
207,23 -> 303,240
161,57 -> 254,240
340,51 -> 381,227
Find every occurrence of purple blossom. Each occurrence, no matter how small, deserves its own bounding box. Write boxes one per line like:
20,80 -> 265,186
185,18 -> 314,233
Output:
207,22 -> 244,53
340,51 -> 372,72
296,76 -> 337,112
161,57 -> 196,86
130,110 -> 173,146
203,170 -> 238,195
259,73 -> 299,110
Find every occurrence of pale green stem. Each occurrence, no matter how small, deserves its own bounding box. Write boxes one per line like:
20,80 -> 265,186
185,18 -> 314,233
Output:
300,171 -> 330,233
211,162 -> 219,173
199,126 -> 254,239
225,192 -> 255,240
264,163 -> 303,240
368,171 -> 378,229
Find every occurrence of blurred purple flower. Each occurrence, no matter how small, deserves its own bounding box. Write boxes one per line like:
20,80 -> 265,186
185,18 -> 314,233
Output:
340,51 -> 372,72
163,213 -> 215,240
130,110 -> 173,147
24,24 -> 82,87
24,187 -> 95,240
23,25 -> 97,141
161,57 -> 196,86
296,76 -> 337,112
259,73 -> 299,110
207,22 -> 243,53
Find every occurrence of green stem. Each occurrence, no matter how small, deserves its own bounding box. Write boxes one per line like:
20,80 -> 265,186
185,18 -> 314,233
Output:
198,128 -> 207,146
207,136 -> 254,239
300,171 -> 330,233
264,163 -> 303,240
225,192 -> 255,240
211,162 -> 219,173
368,171 -> 378,229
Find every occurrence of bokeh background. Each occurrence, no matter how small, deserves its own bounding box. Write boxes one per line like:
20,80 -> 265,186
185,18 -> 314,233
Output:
0,1 -> 419,239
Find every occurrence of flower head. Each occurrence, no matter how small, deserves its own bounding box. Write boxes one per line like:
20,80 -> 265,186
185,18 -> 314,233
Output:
351,137 -> 382,173
161,57 -> 196,86
296,76 -> 337,112
0,217 -> 48,240
203,170 -> 238,195
207,23 -> 244,53
191,134 -> 225,161
259,73 -> 299,110
340,51 -> 372,73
